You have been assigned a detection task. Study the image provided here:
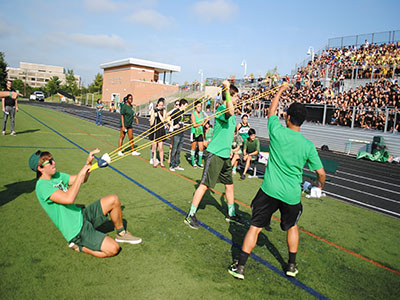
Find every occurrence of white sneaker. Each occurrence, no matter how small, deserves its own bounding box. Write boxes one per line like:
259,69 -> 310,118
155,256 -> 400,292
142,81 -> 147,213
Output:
1,131 -> 5,136
175,166 -> 184,171
131,151 -> 141,156
150,159 -> 153,164
169,167 -> 175,172
118,151 -> 124,156
10,131 -> 16,136
232,169 -> 236,175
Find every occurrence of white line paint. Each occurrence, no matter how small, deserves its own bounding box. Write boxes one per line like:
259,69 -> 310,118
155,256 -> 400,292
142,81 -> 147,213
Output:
326,182 -> 399,204
325,191 -> 400,217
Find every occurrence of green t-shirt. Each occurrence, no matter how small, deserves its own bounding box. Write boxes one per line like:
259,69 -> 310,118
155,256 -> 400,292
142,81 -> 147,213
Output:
120,104 -> 135,128
206,104 -> 236,158
35,172 -> 83,241
261,116 -> 323,205
191,111 -> 204,137
244,138 -> 260,154
205,127 -> 214,141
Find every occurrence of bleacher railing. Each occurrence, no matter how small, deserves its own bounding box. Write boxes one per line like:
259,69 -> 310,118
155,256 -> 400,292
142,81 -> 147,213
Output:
328,30 -> 400,49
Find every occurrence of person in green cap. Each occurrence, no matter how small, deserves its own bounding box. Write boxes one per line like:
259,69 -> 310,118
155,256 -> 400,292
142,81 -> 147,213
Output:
184,80 -> 241,229
29,149 -> 142,258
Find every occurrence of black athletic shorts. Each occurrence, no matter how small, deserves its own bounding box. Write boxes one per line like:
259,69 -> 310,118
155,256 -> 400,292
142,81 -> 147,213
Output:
190,132 -> 204,142
250,188 -> 302,231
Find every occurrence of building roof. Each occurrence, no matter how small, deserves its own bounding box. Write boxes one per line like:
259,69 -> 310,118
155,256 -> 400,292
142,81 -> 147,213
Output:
100,58 -> 181,73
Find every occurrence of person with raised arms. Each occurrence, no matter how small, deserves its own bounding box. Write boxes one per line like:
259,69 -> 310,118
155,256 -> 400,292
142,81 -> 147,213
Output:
228,83 -> 326,280
184,80 -> 242,229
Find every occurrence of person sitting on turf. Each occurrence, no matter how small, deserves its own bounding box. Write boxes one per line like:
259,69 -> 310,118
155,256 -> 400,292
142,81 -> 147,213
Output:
240,128 -> 260,180
29,149 -> 142,258
228,83 -> 326,280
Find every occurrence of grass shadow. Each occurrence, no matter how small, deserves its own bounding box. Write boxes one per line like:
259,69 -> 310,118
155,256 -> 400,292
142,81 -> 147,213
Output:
228,202 -> 286,270
0,178 -> 36,206
15,129 -> 41,135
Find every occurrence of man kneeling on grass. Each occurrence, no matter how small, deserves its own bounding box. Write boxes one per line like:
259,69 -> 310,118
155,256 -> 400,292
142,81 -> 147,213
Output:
29,149 -> 142,258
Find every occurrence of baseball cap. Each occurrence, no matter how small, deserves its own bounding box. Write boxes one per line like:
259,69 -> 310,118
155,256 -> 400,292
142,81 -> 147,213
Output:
29,150 -> 42,172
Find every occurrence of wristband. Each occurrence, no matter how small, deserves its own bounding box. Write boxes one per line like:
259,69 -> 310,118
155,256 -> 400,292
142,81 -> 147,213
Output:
225,91 -> 232,103
9,91 -> 12,98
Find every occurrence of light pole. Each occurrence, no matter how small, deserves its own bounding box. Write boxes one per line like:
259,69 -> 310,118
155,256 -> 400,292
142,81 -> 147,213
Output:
307,46 -> 315,62
198,69 -> 203,91
241,60 -> 247,78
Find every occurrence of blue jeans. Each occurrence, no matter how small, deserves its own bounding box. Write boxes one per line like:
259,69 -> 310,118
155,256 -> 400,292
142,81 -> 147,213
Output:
96,111 -> 103,125
170,134 -> 184,168
2,106 -> 15,132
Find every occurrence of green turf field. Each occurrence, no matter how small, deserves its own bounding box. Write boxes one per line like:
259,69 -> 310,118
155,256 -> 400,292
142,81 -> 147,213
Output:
1,103 -> 399,300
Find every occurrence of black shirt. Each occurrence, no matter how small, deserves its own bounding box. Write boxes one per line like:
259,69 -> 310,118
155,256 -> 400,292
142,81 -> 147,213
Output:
171,108 -> 185,136
3,88 -> 16,107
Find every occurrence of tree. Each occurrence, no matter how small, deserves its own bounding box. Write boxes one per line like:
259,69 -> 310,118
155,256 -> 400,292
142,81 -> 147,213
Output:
265,66 -> 278,78
64,69 -> 78,96
10,79 -> 26,94
45,76 -> 61,96
0,52 -> 8,90
88,73 -> 103,93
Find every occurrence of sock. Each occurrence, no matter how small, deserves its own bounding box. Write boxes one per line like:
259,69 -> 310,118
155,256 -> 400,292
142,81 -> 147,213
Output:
191,150 -> 195,165
238,250 -> 249,266
232,166 -> 236,171
228,203 -> 235,216
198,151 -> 203,165
289,252 -> 297,264
189,204 -> 198,216
116,227 -> 125,236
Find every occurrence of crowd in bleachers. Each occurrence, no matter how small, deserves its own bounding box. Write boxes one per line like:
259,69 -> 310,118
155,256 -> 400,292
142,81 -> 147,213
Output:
296,42 -> 400,81
234,78 -> 400,132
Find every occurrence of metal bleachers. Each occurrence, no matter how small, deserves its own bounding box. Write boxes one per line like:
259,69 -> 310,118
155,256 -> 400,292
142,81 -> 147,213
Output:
239,116 -> 400,157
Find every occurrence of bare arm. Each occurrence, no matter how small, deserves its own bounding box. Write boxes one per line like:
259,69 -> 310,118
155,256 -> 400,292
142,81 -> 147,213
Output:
49,164 -> 91,204
315,168 -> 326,189
0,91 -> 22,99
268,83 -> 288,118
223,80 -> 234,119
69,149 -> 100,185
149,110 -> 155,126
120,114 -> 126,131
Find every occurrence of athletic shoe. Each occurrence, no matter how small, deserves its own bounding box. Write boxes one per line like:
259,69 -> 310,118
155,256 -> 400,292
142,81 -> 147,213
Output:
169,167 -> 176,172
240,174 -> 246,180
115,231 -> 142,244
131,151 -> 141,156
118,151 -> 124,156
232,169 -> 236,175
68,242 -> 80,252
225,215 -> 243,224
286,263 -> 299,277
150,158 -> 153,164
10,131 -> 16,136
175,166 -> 184,171
198,164 -> 204,169
228,260 -> 245,280
192,164 -> 197,169
1,131 -> 5,136
184,214 -> 200,229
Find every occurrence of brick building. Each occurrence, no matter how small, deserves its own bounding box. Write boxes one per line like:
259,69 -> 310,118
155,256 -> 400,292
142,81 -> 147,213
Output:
100,58 -> 180,107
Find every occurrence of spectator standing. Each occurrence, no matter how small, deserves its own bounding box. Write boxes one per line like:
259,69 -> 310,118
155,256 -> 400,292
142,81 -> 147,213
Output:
190,100 -> 206,168
96,99 -> 104,126
117,94 -> 140,157
2,80 -> 18,136
149,98 -> 167,168
237,114 -> 251,142
169,98 -> 188,171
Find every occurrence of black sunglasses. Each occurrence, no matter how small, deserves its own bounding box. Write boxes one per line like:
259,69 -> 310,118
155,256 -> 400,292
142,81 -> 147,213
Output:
41,158 -> 55,167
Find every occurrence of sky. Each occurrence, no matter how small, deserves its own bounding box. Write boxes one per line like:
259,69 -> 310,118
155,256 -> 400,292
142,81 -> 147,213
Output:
0,0 -> 399,86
